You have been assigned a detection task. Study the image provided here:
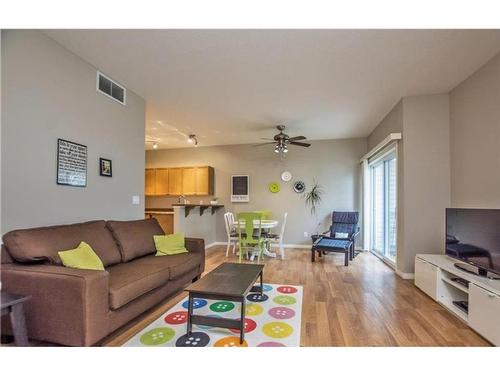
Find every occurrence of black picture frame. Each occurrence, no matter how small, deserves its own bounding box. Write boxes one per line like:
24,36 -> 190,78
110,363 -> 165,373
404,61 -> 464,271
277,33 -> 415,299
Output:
99,158 -> 112,177
57,138 -> 87,187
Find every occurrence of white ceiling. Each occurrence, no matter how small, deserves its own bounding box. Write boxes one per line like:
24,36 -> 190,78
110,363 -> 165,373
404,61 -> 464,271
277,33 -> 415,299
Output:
44,29 -> 500,150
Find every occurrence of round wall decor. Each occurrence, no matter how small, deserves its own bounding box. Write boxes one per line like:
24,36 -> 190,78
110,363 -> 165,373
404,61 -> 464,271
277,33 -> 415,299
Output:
268,182 -> 281,193
293,181 -> 306,193
281,171 -> 292,182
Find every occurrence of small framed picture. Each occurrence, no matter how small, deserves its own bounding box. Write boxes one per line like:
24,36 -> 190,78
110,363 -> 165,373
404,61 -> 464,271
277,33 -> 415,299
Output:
99,158 -> 112,177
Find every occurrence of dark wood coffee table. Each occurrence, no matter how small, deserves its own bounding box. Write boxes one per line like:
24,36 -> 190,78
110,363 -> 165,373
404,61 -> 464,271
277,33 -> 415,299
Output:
185,262 -> 264,344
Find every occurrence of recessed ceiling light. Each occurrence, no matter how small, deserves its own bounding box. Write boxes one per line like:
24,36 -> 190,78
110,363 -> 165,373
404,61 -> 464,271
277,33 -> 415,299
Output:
152,143 -> 158,149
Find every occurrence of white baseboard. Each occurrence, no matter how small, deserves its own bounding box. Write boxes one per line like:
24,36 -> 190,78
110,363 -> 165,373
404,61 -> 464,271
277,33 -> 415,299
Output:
205,242 -> 226,249
396,269 -> 415,279
210,242 -> 310,249
210,242 -> 367,251
271,243 -> 310,249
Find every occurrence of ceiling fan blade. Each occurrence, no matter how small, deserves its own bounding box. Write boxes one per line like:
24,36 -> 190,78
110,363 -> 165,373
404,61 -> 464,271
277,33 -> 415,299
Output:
252,142 -> 276,147
289,141 -> 311,147
288,136 -> 306,141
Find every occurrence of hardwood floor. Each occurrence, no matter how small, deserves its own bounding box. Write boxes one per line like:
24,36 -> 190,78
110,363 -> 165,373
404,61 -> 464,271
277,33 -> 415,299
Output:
103,247 -> 490,347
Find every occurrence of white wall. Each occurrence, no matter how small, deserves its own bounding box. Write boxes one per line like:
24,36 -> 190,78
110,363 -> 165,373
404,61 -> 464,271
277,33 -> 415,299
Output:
1,30 -> 146,233
146,138 -> 367,246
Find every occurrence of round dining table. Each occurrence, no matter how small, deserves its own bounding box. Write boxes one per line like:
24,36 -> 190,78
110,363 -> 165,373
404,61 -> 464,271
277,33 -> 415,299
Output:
234,219 -> 279,258
235,219 -> 279,229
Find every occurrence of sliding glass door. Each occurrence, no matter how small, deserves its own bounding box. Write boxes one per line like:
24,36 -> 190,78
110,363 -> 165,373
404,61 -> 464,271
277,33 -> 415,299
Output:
370,150 -> 397,263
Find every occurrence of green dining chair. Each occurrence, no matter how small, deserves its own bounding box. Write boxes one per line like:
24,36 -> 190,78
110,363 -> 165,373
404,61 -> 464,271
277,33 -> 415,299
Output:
236,212 -> 265,263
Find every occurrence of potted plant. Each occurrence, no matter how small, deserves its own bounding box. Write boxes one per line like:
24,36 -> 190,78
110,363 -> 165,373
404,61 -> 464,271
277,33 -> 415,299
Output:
304,182 -> 323,216
304,182 -> 323,238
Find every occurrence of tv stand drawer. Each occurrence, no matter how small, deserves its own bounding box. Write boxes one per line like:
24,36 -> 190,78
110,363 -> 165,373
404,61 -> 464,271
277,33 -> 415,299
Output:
415,257 -> 438,300
469,283 -> 500,346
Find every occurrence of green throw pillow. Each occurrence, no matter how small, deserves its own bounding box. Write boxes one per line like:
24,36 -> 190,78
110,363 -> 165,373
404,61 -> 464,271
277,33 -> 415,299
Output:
154,233 -> 188,256
58,241 -> 105,271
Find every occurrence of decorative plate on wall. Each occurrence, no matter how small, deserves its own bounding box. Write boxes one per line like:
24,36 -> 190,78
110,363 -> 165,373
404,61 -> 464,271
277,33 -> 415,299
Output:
293,181 -> 306,193
268,182 -> 281,193
281,171 -> 292,182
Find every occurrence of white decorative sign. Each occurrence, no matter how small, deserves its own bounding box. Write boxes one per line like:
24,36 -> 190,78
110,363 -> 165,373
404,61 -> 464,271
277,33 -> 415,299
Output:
57,138 -> 87,187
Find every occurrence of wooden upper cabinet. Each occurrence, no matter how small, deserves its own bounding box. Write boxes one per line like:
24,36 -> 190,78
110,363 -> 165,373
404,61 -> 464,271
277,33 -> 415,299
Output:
168,168 -> 183,195
182,167 -> 197,195
145,169 -> 156,196
155,168 -> 169,195
195,166 -> 214,195
145,166 -> 214,196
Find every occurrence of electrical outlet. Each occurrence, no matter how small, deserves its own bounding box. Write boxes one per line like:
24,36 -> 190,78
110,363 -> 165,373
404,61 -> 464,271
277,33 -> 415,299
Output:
304,231 -> 308,238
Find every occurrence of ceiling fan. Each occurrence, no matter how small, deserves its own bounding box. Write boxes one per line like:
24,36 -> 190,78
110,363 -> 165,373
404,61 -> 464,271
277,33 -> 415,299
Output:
256,125 -> 311,153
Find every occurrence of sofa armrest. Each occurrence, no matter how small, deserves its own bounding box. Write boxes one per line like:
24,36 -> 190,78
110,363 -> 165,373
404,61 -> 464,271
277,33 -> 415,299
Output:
1,263 -> 110,346
185,237 -> 205,274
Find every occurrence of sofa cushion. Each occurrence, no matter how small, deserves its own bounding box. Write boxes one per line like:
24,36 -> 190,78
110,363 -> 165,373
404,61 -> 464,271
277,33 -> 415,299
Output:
107,219 -> 164,262
2,220 -> 122,266
107,252 -> 202,309
58,241 -> 105,271
164,252 -> 202,280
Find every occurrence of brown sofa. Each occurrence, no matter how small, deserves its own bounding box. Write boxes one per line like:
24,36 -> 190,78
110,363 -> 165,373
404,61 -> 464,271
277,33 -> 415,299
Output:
0,218 -> 205,346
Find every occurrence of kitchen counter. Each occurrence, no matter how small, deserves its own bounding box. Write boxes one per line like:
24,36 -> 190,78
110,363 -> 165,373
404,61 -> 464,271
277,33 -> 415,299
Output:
172,205 -> 223,246
145,208 -> 174,215
172,204 -> 224,217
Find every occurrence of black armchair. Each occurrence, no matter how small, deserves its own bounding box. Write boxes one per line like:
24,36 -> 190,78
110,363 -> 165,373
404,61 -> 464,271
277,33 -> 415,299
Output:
312,211 -> 360,265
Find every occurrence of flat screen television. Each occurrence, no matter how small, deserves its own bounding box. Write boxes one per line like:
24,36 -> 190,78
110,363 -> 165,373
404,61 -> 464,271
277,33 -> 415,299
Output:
446,208 -> 500,278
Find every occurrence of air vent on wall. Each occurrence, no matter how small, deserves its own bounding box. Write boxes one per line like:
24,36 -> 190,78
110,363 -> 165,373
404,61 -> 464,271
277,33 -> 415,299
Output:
97,72 -> 126,105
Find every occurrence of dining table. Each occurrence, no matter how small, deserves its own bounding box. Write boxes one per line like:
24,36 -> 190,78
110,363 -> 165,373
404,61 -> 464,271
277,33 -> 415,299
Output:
234,219 -> 279,258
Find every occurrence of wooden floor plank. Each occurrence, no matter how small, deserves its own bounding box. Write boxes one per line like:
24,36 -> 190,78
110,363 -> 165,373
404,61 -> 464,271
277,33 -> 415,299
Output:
102,247 -> 491,347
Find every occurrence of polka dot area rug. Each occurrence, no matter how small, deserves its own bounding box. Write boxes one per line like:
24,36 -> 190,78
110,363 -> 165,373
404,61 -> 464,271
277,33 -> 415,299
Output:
122,283 -> 302,347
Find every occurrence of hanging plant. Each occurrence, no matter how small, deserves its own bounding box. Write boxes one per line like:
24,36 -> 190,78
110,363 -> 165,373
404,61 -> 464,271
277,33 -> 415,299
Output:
304,181 -> 323,217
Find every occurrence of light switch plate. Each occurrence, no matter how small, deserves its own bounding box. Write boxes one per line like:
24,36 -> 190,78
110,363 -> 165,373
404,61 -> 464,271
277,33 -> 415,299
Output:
132,195 -> 140,205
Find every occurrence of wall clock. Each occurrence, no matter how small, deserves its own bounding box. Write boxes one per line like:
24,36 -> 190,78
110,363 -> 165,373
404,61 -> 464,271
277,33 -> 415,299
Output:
281,171 -> 292,182
293,181 -> 306,193
268,182 -> 281,193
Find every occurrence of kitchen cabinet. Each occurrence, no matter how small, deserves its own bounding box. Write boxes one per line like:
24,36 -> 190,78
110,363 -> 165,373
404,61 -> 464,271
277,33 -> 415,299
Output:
168,168 -> 183,195
155,168 -> 169,195
145,169 -> 156,196
145,166 -> 214,196
195,166 -> 214,195
182,167 -> 197,195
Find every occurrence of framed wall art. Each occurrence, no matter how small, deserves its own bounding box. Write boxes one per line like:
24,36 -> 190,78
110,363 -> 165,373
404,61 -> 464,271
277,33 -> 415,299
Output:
57,138 -> 87,187
99,158 -> 112,177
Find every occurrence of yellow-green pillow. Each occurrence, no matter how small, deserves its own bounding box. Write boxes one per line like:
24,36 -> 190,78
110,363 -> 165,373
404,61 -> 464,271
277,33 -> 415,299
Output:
58,241 -> 105,271
154,233 -> 188,256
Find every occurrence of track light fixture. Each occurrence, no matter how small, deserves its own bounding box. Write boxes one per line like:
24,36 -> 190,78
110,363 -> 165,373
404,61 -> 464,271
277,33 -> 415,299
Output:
188,134 -> 198,146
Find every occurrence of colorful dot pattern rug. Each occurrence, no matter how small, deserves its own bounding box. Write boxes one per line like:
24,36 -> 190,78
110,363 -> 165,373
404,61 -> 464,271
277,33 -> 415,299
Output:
122,283 -> 302,347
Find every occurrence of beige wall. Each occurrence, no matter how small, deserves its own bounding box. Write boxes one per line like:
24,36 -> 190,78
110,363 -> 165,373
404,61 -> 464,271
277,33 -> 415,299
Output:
401,94 -> 450,273
367,95 -> 450,274
1,30 -> 146,233
146,138 -> 367,245
367,100 -> 403,149
367,100 -> 406,272
450,52 -> 500,209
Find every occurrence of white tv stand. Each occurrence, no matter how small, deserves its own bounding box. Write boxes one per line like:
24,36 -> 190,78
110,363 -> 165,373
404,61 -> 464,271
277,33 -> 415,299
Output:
415,254 -> 500,346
